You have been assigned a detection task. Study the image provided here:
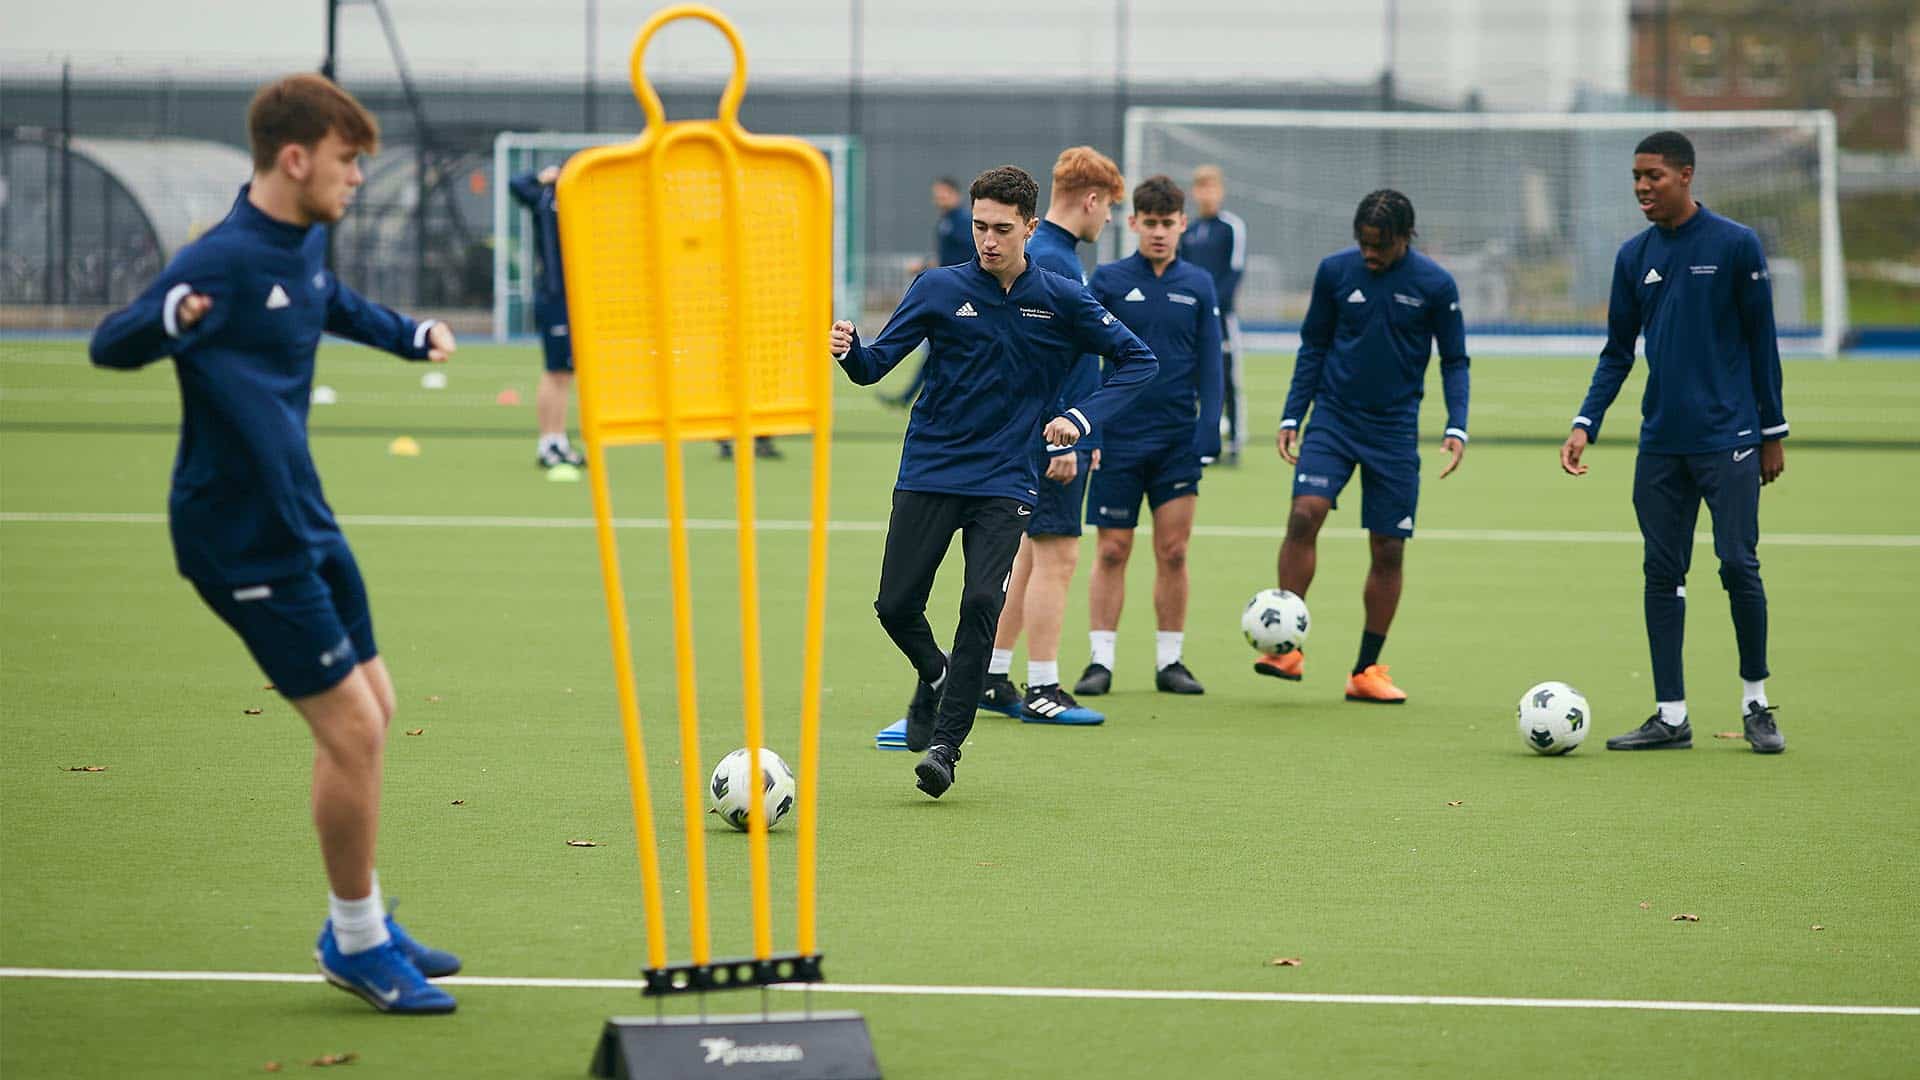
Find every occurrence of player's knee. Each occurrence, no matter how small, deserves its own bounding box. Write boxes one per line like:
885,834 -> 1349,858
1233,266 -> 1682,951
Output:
873,595 -> 918,629
1370,538 -> 1405,573
314,706 -> 385,767
1096,537 -> 1131,570
1155,538 -> 1188,573
1285,507 -> 1323,542
1718,558 -> 1762,594
956,586 -> 1004,628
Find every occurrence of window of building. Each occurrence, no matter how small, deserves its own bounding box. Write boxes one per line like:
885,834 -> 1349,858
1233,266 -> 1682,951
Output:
1740,34 -> 1785,96
1836,31 -> 1896,95
1681,29 -> 1725,95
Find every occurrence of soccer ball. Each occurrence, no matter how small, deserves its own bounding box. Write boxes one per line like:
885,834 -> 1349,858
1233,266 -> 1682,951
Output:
707,747 -> 797,831
1516,682 -> 1591,756
1241,588 -> 1310,655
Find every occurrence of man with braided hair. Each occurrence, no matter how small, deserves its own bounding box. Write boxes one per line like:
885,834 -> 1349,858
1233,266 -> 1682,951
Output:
1265,190 -> 1470,704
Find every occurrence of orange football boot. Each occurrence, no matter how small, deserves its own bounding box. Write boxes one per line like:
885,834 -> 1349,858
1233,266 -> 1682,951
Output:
1254,649 -> 1304,681
1345,664 -> 1407,704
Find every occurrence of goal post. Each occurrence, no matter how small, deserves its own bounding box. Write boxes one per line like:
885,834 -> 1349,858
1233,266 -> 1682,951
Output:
1124,108 -> 1847,357
495,130 -> 861,342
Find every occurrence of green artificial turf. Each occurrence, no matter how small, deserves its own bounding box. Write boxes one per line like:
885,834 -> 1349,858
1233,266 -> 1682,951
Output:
2,340 -> 1916,1077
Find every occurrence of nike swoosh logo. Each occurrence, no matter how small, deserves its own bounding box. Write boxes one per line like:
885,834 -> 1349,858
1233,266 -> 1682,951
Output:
1016,507 -> 1032,516
374,984 -> 402,1004
1732,448 -> 1756,462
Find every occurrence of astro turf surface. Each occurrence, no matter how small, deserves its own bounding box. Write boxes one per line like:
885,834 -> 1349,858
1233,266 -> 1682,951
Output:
3,339 -> 1916,1077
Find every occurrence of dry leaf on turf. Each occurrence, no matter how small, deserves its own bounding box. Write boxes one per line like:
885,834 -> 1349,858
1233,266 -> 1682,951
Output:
244,708 -> 263,716
404,729 -> 424,736
1811,924 -> 1825,931
451,799 -> 466,806
425,695 -> 441,704
1268,957 -> 1303,967
309,1052 -> 358,1066
264,1063 -> 282,1073
1446,801 -> 1464,807
1672,913 -> 1700,922
567,839 -> 599,847
1638,901 -> 1652,910
67,765 -> 108,772
1712,731 -> 1742,739
262,684 -> 275,691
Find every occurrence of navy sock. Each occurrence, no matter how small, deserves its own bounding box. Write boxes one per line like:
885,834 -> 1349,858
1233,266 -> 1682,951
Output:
1353,631 -> 1386,675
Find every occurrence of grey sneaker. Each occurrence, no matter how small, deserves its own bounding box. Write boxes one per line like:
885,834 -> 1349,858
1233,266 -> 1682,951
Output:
1742,702 -> 1784,754
1605,713 -> 1693,750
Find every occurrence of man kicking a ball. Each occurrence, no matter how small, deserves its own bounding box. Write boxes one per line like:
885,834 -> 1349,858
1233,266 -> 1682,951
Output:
831,165 -> 1158,798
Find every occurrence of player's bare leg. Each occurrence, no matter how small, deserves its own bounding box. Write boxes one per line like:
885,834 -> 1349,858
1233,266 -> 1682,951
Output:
536,372 -> 583,468
1078,527 -> 1133,694
1150,494 -> 1203,692
1346,533 -> 1408,703
1260,494 -> 1330,681
1019,533 -> 1100,724
978,537 -> 1035,715
292,669 -> 387,900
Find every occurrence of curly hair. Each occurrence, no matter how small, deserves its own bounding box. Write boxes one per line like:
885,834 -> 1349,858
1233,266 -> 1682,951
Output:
970,165 -> 1040,220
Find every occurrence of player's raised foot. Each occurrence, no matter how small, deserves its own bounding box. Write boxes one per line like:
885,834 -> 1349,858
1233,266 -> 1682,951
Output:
977,675 -> 1023,718
1020,684 -> 1105,726
1155,661 -> 1205,695
1344,664 -> 1407,704
1741,702 -> 1785,754
1254,649 -> 1304,682
315,926 -> 456,1014
383,915 -> 461,978
1605,714 -> 1692,750
904,676 -> 942,752
914,744 -> 959,799
1073,663 -> 1112,696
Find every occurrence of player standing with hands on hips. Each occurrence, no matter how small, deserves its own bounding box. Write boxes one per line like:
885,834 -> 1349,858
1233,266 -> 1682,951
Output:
1561,130 -> 1788,754
830,166 -> 1158,799
89,73 -> 463,1013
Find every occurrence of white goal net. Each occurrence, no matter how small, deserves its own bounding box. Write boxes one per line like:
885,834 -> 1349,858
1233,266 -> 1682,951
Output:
492,131 -> 861,342
1124,109 -> 1845,356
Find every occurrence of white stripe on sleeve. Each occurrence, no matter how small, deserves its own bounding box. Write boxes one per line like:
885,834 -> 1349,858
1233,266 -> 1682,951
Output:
1219,209 -> 1248,272
161,283 -> 193,338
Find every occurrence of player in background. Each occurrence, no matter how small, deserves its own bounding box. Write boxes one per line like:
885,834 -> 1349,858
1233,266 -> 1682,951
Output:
830,165 -> 1158,798
1561,130 -> 1787,754
1179,166 -> 1247,463
979,146 -> 1126,727
1270,190 -> 1469,704
88,74 -> 461,1013
882,177 -> 978,408
507,163 -> 585,469
1075,175 -> 1223,696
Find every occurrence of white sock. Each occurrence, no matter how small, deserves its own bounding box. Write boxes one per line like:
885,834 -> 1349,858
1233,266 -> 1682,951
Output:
1089,630 -> 1116,670
1028,659 -> 1059,688
1742,680 -> 1768,710
328,872 -> 390,955
538,432 -> 566,454
1155,631 -> 1184,670
1657,700 -> 1688,727
988,648 -> 1013,676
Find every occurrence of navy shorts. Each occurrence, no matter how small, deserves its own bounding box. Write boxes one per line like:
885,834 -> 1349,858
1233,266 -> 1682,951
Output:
191,542 -> 378,699
1291,414 -> 1419,538
1028,447 -> 1092,538
1085,440 -> 1202,530
534,298 -> 573,373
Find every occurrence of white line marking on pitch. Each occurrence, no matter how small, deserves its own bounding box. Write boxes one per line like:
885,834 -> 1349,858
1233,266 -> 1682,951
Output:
3,511 -> 1917,548
0,968 -> 1913,1016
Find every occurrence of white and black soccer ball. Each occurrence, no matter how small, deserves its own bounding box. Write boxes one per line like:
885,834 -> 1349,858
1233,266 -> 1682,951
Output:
1241,588 -> 1310,656
707,747 -> 797,831
1517,682 -> 1591,756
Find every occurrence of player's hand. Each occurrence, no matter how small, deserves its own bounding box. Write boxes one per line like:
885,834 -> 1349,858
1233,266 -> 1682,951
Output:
1045,450 -> 1079,484
426,322 -> 457,363
1760,440 -> 1785,485
1043,416 -> 1081,448
1090,448 -> 1101,471
1438,435 -> 1466,479
538,165 -> 561,185
1277,426 -> 1300,465
1560,428 -> 1590,476
829,320 -> 855,357
175,291 -> 213,331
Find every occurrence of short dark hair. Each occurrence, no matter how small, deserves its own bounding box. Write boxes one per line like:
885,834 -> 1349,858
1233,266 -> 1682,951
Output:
1635,130 -> 1695,170
247,73 -> 380,173
1132,175 -> 1184,217
1353,189 -> 1416,243
970,165 -> 1039,221
934,176 -> 961,192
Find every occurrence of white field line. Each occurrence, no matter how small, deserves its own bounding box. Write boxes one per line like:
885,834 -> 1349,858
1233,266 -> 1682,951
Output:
3,511 -> 1918,549
0,967 -> 1913,1017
